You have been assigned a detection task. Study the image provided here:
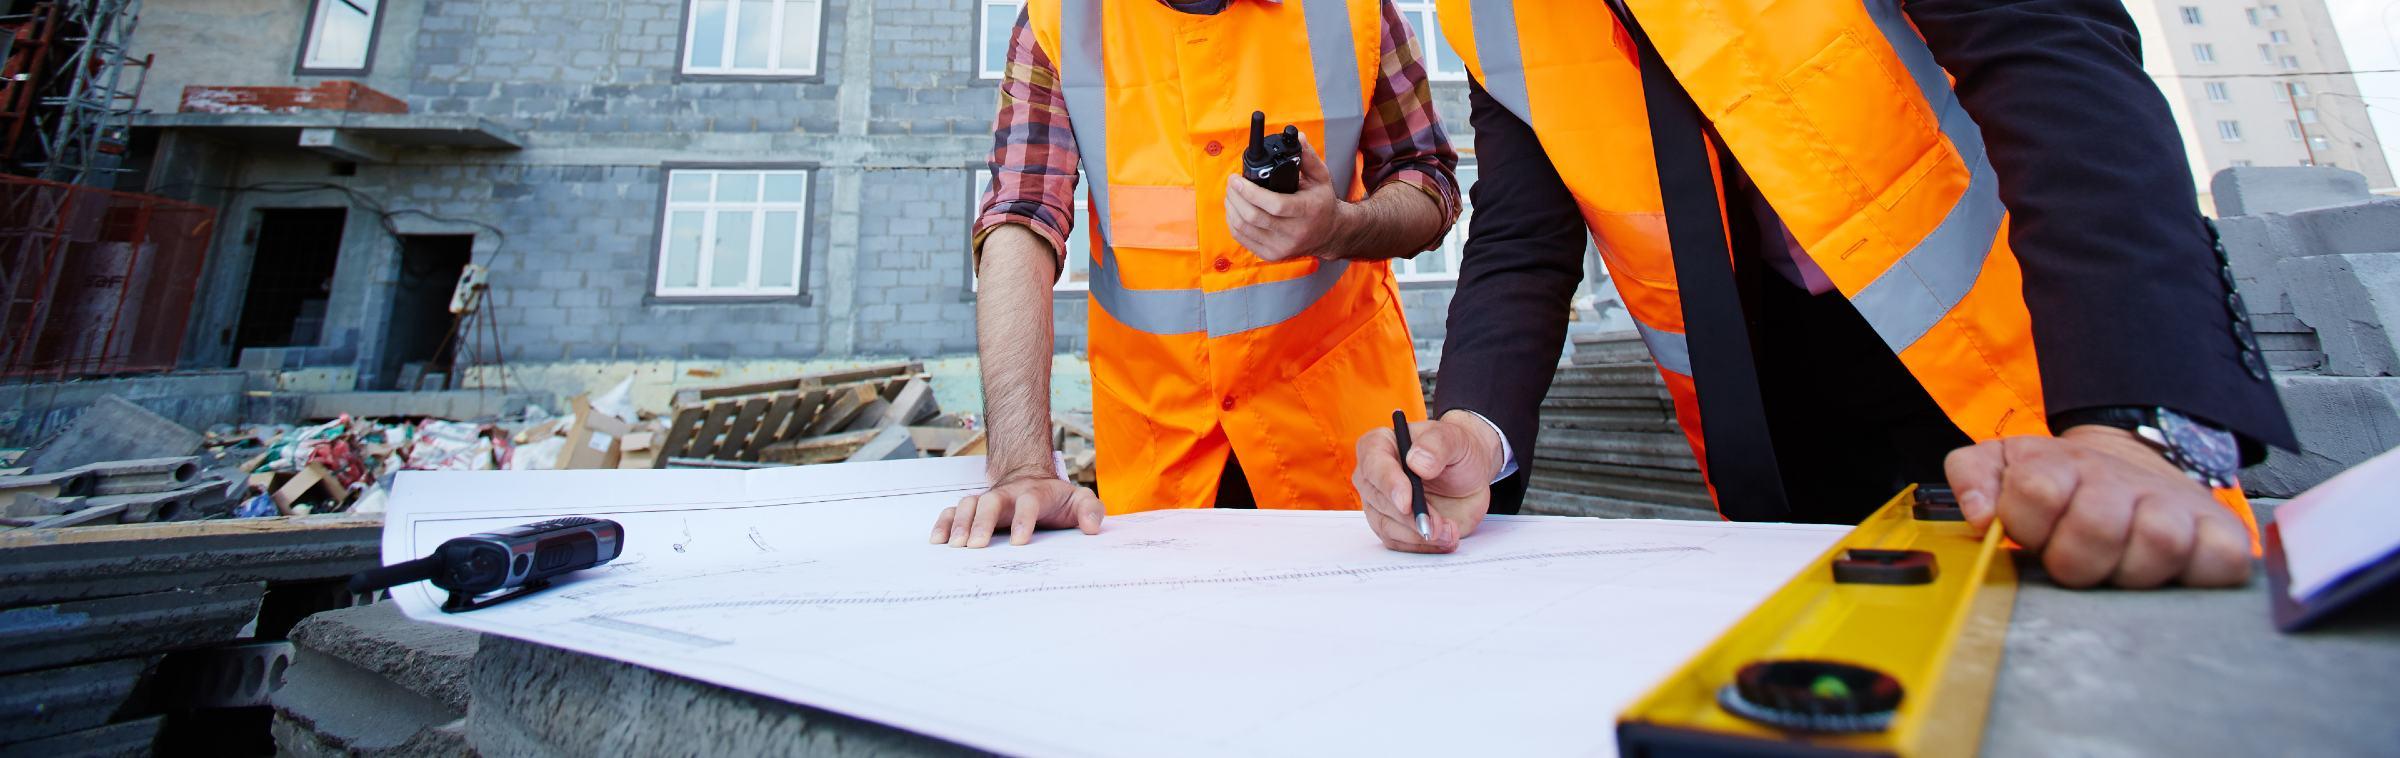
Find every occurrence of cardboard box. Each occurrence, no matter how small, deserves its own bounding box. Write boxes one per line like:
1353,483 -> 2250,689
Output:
617,430 -> 660,469
558,395 -> 635,470
271,463 -> 349,513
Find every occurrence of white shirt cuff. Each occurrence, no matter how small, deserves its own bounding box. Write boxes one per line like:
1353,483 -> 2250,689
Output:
1463,410 -> 1518,484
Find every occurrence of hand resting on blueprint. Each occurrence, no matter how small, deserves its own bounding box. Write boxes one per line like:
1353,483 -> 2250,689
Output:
930,473 -> 1104,548
1944,425 -> 2251,589
1349,410 -> 1506,554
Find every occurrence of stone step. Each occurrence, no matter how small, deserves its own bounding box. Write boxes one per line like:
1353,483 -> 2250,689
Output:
1531,457 -> 1707,486
1536,406 -> 1681,435
1522,488 -> 1719,521
288,602 -> 477,712
1534,428 -> 1700,471
1528,471 -> 1716,512
272,602 -> 479,757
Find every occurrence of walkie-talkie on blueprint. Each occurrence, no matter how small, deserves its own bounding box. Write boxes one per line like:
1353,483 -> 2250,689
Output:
349,517 -> 625,613
1242,111 -> 1304,194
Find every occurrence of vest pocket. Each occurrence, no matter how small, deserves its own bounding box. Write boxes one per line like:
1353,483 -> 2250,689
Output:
1107,184 -> 1200,251
1778,31 -> 1942,212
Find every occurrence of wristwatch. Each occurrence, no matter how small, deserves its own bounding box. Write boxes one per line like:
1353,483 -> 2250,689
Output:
2049,406 -> 2241,489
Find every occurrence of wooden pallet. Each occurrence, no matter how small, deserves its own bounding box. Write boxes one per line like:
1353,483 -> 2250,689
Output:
653,369 -> 939,467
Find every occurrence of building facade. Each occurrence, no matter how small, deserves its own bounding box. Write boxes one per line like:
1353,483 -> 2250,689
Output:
121,0 -> 1619,406
2123,0 -> 2396,197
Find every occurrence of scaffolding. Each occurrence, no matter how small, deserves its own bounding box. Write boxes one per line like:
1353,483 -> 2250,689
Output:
0,0 -> 147,188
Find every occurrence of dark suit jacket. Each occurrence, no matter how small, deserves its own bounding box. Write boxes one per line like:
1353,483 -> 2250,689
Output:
1436,0 -> 2298,518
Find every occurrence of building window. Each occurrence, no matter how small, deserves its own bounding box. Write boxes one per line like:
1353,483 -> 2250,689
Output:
971,169 -> 1091,291
2289,81 -> 2310,98
299,0 -> 382,73
2218,120 -> 2243,142
2205,82 -> 2231,102
2289,120 -> 2304,140
2269,4 -> 2283,18
2259,44 -> 2274,63
655,169 -> 811,297
2232,159 -> 2255,167
2281,55 -> 2301,70
2299,108 -> 2319,124
2179,6 -> 2203,24
2246,8 -> 2260,25
682,0 -> 823,76
977,0 -> 1024,79
2270,30 -> 2290,44
2311,136 -> 2331,151
2192,44 -> 2216,63
1395,162 -> 1477,281
1395,2 -> 1468,82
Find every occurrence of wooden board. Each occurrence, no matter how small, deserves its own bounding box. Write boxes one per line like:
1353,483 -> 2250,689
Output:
671,361 -> 924,405
717,398 -> 772,462
947,430 -> 988,458
757,430 -> 881,465
841,399 -> 893,433
884,379 -> 937,427
806,385 -> 882,437
653,406 -> 707,468
685,403 -> 741,460
778,389 -> 829,443
906,427 -> 978,455
741,394 -> 803,461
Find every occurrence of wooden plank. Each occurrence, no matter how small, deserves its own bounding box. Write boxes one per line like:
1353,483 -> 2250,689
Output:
716,398 -> 772,462
844,426 -> 920,462
841,399 -> 893,433
653,405 -> 707,465
883,379 -> 938,427
685,402 -> 741,460
777,389 -> 829,443
1052,414 -> 1096,442
757,430 -> 880,465
806,385 -> 881,437
947,430 -> 987,458
804,361 -> 921,388
741,394 -> 803,461
906,426 -> 977,455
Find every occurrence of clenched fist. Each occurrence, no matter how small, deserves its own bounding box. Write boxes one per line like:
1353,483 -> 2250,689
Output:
1944,425 -> 2252,589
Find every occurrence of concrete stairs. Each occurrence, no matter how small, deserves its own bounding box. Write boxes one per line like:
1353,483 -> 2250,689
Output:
271,602 -> 478,757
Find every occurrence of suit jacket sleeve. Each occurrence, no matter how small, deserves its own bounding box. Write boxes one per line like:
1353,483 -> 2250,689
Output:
1904,0 -> 2296,458
1431,80 -> 1591,515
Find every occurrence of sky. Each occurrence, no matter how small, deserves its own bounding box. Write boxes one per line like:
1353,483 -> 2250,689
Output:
2328,0 -> 2400,186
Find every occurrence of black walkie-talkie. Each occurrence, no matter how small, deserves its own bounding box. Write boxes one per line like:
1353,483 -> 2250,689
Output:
1242,111 -> 1303,194
349,517 -> 625,612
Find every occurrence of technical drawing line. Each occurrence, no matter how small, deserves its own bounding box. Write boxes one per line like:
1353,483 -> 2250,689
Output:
602,545 -> 1703,617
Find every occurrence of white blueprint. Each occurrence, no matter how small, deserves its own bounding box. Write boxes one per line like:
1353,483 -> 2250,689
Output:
383,457 -> 1845,757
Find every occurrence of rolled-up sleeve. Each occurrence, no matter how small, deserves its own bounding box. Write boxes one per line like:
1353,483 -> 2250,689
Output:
1361,0 -> 1462,253
971,9 -> 1080,279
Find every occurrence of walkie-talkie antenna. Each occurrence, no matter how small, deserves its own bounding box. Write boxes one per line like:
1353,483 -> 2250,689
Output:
1245,110 -> 1269,165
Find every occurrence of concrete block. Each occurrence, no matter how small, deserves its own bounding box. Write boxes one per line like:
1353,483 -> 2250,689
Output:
0,515 -> 379,607
0,658 -> 145,743
15,395 -> 204,476
289,603 -> 479,712
2278,253 -> 2400,377
0,583 -> 264,675
271,647 -> 470,758
2209,166 -> 2372,216
0,715 -> 163,758
2243,375 -> 2400,497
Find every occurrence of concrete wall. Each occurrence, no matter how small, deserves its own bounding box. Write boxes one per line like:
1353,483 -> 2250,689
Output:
0,373 -> 248,447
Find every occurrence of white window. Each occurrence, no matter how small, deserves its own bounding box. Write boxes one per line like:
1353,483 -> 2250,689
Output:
978,0 -> 1024,79
1395,162 -> 1477,281
2289,120 -> 2304,140
2299,108 -> 2319,124
2311,136 -> 2331,151
656,169 -> 811,297
2289,81 -> 2310,98
2205,82 -> 2231,102
2259,44 -> 2274,63
682,0 -> 823,76
2218,120 -> 2243,142
2269,4 -> 2283,19
2192,44 -> 2216,63
1395,2 -> 1468,82
300,0 -> 381,72
972,169 -> 1091,291
2270,30 -> 2290,44
2246,8 -> 2260,25
2281,55 -> 2301,70
2179,6 -> 2202,25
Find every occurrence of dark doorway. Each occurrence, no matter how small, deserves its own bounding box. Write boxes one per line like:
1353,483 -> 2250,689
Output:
378,235 -> 472,390
230,208 -> 347,361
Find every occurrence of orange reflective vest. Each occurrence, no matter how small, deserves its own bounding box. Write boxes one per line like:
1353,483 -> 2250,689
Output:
1437,0 -> 2256,530
1028,0 -> 1425,512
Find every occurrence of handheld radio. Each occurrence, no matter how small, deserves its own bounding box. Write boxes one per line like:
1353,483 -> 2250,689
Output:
349,517 -> 625,612
1241,111 -> 1303,194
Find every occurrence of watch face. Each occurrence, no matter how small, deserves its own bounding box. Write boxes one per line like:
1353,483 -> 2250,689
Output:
2157,410 -> 2240,486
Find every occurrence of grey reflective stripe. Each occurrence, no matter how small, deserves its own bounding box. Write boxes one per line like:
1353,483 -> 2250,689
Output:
1468,0 -> 1532,122
1850,0 -> 2006,354
1064,0 -> 1364,338
1634,321 -> 1692,376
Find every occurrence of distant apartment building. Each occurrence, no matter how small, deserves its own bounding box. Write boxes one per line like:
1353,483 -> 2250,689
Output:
2123,0 -> 2395,198
107,0 -> 1616,399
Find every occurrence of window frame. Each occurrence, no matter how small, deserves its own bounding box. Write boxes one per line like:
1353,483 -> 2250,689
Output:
2218,120 -> 2245,142
969,167 -> 1092,295
2205,82 -> 2231,102
294,0 -> 386,76
2281,55 -> 2302,71
2289,120 -> 2305,140
976,0 -> 1025,80
676,0 -> 828,81
2179,6 -> 2203,25
2288,81 -> 2310,98
1394,1 -> 1468,83
2192,43 -> 2216,64
649,164 -> 819,303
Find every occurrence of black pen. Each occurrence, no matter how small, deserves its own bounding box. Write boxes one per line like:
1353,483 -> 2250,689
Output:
1392,410 -> 1429,539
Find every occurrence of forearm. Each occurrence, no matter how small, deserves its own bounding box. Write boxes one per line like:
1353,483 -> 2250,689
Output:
1323,182 -> 1446,262
976,224 -> 1060,482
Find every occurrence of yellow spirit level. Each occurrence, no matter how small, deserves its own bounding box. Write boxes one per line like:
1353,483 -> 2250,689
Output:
1617,486 -> 2016,757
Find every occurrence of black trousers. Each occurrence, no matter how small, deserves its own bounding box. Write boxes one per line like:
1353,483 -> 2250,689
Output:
1214,452 -> 1258,509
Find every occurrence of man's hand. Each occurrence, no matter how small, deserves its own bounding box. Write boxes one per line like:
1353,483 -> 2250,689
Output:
1223,133 -> 1356,262
1944,426 -> 2251,589
1351,410 -> 1506,553
930,473 -> 1104,548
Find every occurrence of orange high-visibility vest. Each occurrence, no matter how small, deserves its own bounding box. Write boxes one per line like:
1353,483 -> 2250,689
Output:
1436,0 -> 2257,530
1027,0 -> 1425,512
